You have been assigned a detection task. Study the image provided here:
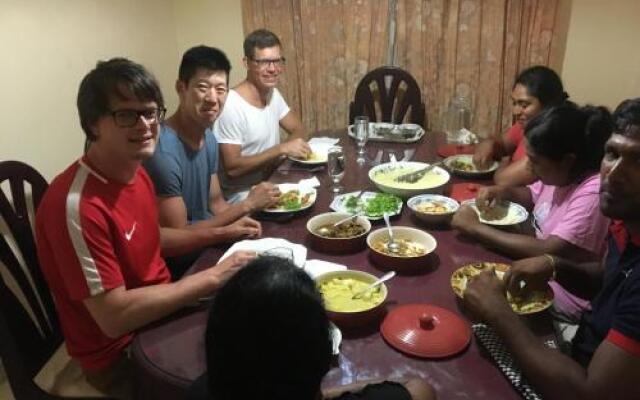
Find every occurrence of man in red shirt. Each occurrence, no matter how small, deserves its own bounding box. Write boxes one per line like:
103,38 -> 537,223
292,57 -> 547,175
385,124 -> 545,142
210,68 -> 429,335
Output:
35,58 -> 254,396
463,98 -> 640,399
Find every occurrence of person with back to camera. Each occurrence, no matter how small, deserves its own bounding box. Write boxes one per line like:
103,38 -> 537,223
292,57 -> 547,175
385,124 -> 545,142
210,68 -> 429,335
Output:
453,103 -> 613,324
460,98 -> 640,400
473,65 -> 568,186
187,256 -> 436,400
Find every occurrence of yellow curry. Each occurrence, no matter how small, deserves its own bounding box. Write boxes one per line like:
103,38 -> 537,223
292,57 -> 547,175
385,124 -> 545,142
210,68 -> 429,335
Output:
318,277 -> 384,312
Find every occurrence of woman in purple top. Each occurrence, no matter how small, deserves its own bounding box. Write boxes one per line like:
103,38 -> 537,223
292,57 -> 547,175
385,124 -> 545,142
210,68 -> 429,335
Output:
452,103 -> 614,320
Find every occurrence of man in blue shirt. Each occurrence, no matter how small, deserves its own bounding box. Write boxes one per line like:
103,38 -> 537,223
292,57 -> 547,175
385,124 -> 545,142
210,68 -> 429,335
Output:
145,46 -> 280,277
462,98 -> 640,400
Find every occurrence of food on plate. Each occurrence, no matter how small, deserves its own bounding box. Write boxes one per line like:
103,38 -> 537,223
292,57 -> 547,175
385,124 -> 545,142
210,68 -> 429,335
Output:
314,221 -> 366,238
450,262 -> 553,314
372,167 -> 448,189
318,277 -> 384,312
344,193 -> 401,217
268,190 -> 312,211
477,202 -> 509,221
450,158 -> 477,172
304,152 -> 323,161
415,201 -> 450,214
371,237 -> 427,257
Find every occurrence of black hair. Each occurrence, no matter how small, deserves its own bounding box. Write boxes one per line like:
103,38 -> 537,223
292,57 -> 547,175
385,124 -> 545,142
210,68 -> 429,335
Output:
206,256 -> 332,400
514,65 -> 568,107
612,98 -> 640,136
77,58 -> 164,140
178,45 -> 231,84
243,29 -> 282,59
525,103 -> 613,176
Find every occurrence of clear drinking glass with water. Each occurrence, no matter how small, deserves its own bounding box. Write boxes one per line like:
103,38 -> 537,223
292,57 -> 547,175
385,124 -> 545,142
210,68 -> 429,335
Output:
354,116 -> 370,164
327,145 -> 346,193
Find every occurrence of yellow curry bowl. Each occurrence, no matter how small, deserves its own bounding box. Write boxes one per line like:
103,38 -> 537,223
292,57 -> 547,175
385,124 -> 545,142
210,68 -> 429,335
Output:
368,161 -> 450,199
366,226 -> 438,274
315,270 -> 388,329
306,212 -> 372,254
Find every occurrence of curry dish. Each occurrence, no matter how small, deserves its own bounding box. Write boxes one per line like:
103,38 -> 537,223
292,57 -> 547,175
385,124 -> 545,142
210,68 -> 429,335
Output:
318,277 -> 384,312
450,262 -> 553,314
314,221 -> 366,238
415,201 -> 450,214
372,237 -> 427,257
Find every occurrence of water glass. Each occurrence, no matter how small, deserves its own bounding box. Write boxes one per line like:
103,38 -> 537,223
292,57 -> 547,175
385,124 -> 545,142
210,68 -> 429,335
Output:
354,116 -> 370,164
327,145 -> 346,193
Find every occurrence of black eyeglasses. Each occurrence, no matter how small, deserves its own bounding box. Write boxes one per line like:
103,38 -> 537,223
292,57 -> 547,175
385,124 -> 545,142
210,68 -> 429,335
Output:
250,57 -> 286,70
109,108 -> 166,128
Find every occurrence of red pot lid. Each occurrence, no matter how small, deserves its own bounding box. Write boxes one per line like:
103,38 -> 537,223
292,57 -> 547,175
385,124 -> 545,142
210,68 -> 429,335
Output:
380,304 -> 471,358
437,144 -> 475,158
450,182 -> 486,203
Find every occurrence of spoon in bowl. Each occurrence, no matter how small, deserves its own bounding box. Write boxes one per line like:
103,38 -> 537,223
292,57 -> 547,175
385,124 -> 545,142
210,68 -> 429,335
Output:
383,212 -> 400,253
316,212 -> 363,236
352,271 -> 396,299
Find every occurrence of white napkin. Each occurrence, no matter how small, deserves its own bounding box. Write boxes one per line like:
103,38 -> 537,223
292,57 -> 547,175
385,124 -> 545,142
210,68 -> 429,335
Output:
308,137 -> 340,155
303,259 -> 348,279
219,238 -> 307,268
309,137 -> 340,146
298,176 -> 321,188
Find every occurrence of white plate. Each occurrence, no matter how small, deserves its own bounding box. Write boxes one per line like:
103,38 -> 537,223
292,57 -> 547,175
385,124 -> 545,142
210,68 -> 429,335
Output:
444,154 -> 499,177
264,184 -> 317,213
348,122 -> 425,143
288,143 -> 330,164
463,199 -> 529,226
329,191 -> 403,220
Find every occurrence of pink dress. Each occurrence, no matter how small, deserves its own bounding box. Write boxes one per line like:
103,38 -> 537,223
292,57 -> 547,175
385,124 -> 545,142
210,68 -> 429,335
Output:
528,174 -> 610,321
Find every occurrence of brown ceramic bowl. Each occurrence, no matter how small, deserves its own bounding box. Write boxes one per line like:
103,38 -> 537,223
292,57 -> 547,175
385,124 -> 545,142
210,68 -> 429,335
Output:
315,270 -> 388,329
366,227 -> 437,273
306,212 -> 371,254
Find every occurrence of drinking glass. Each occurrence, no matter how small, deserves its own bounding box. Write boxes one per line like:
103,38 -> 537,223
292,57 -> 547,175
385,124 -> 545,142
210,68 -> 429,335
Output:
327,145 -> 346,193
354,116 -> 370,164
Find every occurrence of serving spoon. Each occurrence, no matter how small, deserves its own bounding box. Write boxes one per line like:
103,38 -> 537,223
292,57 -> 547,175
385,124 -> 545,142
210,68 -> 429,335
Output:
352,271 -> 396,299
383,212 -> 400,253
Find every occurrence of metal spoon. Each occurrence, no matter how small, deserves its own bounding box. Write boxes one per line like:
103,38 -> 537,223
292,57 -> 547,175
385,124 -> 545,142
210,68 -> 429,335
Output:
382,212 -> 400,253
352,271 -> 396,299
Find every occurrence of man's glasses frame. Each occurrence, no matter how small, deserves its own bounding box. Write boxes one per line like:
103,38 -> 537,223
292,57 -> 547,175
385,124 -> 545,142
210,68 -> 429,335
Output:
110,107 -> 166,128
250,57 -> 286,70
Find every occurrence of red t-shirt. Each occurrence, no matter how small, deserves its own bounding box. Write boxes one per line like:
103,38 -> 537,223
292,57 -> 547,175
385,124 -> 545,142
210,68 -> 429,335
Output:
505,122 -> 527,162
35,159 -> 171,371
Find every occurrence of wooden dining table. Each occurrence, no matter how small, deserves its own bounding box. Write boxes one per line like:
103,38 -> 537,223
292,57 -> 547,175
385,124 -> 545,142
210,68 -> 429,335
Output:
131,129 -> 553,399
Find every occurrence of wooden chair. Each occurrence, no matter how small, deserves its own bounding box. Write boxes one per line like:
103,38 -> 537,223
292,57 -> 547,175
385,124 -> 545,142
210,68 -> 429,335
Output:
0,161 -> 107,399
349,66 -> 426,128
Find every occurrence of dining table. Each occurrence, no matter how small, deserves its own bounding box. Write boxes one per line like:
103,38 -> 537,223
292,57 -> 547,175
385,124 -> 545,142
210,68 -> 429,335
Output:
131,128 -> 553,400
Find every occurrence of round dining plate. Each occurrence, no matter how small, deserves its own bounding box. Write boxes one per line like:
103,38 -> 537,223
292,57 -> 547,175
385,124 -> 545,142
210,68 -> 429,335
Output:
450,262 -> 553,315
263,184 -> 317,213
444,154 -> 498,178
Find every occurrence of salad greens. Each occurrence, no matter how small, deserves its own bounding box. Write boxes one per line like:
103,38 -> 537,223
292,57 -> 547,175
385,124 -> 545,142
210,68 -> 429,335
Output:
344,192 -> 401,217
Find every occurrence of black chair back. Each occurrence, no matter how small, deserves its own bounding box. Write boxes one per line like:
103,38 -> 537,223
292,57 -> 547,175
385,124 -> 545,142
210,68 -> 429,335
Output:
349,66 -> 426,127
0,160 -> 63,399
